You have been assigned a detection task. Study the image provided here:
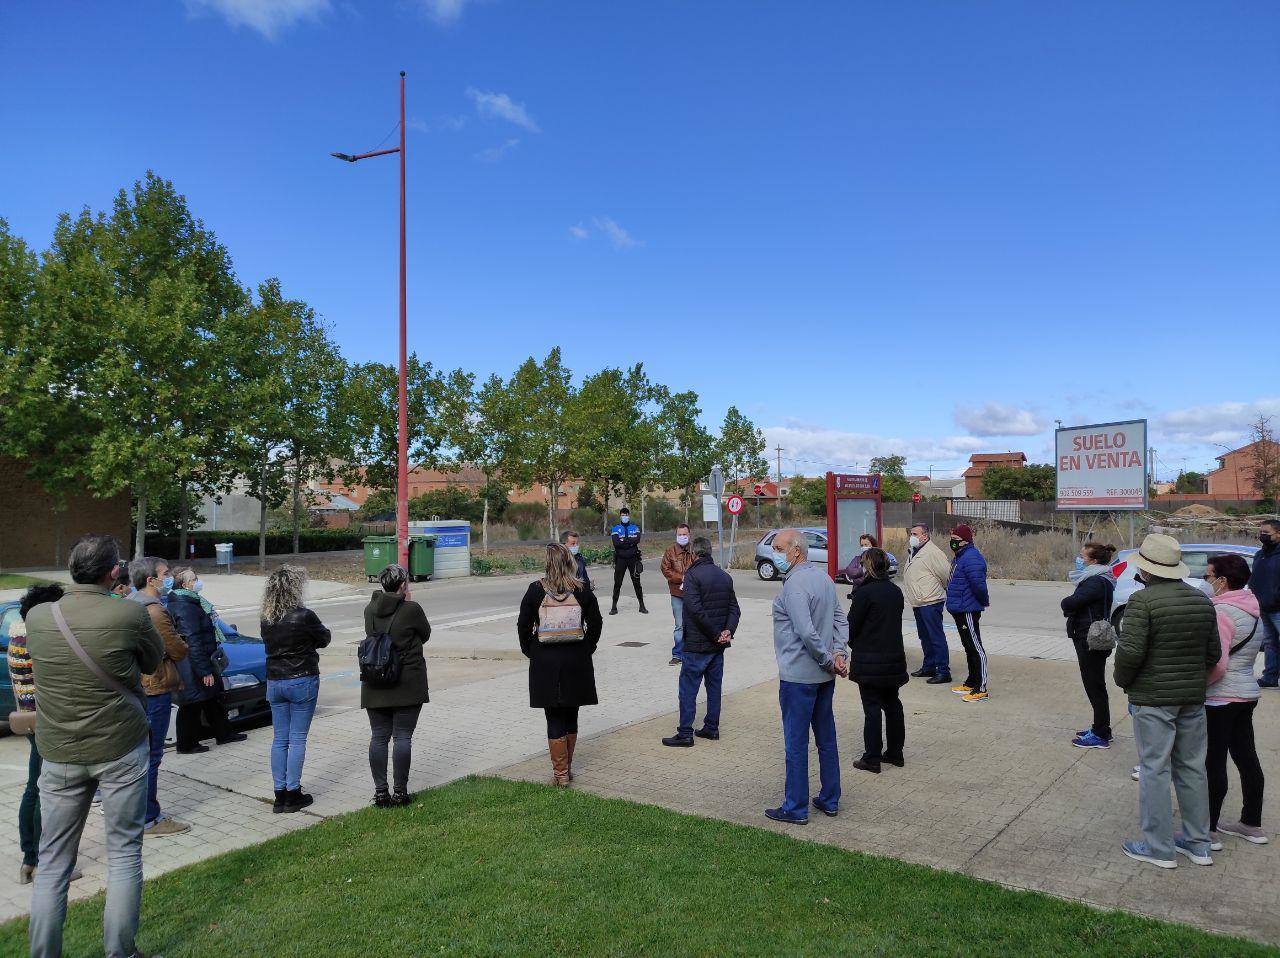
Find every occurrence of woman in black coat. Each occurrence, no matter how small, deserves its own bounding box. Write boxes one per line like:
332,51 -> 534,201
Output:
362,563 -> 431,807
517,543 -> 603,786
847,548 -> 909,773
1060,541 -> 1117,749
168,587 -> 243,753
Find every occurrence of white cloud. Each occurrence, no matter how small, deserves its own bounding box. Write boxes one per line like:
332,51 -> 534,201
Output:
406,115 -> 466,133
592,216 -> 639,249
954,402 -> 1047,437
568,223 -> 590,240
465,88 -> 540,132
406,117 -> 430,133
1156,397 -> 1280,444
418,0 -> 469,23
475,138 -> 520,162
185,0 -> 330,39
762,423 -> 987,477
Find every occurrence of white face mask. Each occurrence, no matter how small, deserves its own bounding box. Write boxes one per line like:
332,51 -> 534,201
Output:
676,534 -> 689,546
192,579 -> 204,593
568,545 -> 580,555
908,535 -> 920,550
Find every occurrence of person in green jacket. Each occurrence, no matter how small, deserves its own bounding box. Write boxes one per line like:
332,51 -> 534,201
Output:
24,534 -> 163,958
1113,533 -> 1219,871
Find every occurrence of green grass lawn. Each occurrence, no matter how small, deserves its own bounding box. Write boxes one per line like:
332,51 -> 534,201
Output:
2,777 -> 1271,957
0,573 -> 56,591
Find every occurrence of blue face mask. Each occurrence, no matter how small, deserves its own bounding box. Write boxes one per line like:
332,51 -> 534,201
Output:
160,575 -> 174,594
771,549 -> 791,574
1074,556 -> 1085,572
568,545 -> 580,555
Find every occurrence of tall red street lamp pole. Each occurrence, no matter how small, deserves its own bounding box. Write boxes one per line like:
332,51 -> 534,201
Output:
333,71 -> 411,567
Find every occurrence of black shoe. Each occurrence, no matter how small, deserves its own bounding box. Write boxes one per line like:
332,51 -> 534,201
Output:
272,789 -> 289,813
926,673 -> 953,685
609,605 -> 619,615
910,667 -> 934,678
694,728 -> 719,740
176,744 -> 209,755
215,733 -> 248,745
373,790 -> 392,808
638,604 -> 649,614
883,754 -> 905,768
668,657 -> 681,666
812,800 -> 838,817
390,790 -> 412,807
662,733 -> 694,747
852,758 -> 882,774
281,788 -> 314,813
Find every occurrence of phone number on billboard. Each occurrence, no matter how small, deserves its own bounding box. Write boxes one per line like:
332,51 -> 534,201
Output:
1060,487 -> 1093,497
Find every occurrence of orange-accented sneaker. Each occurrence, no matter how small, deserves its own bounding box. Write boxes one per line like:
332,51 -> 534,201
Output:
962,690 -> 989,702
951,684 -> 973,695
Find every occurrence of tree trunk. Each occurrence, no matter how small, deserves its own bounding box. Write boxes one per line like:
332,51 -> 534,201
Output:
291,461 -> 302,555
178,484 -> 189,563
482,495 -> 489,555
258,456 -> 268,571
134,491 -> 147,561
548,479 -> 559,542
640,495 -> 646,532
52,497 -> 66,568
684,485 -> 691,525
602,482 -> 611,534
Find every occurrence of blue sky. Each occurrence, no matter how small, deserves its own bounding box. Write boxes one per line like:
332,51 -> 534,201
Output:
2,0 -> 1276,480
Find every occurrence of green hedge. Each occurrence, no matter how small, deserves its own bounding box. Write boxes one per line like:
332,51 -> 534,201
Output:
142,529 -> 365,560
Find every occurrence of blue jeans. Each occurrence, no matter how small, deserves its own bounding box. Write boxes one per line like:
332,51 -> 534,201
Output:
678,651 -> 724,735
144,693 -> 172,826
267,676 -> 320,791
1260,611 -> 1280,685
778,679 -> 840,818
31,738 -> 148,958
912,602 -> 950,674
671,596 -> 684,659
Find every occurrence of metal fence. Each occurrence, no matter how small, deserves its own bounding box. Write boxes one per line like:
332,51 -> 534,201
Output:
950,499 -> 1022,522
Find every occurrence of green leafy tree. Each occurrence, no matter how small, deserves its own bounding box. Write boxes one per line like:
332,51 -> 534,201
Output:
868,454 -> 916,502
653,388 -> 717,524
981,464 -> 1056,501
1174,471 -> 1207,495
788,476 -> 827,517
715,406 -> 769,484
570,365 -> 656,533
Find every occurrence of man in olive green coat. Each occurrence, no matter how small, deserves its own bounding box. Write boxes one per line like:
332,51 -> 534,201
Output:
25,534 -> 163,958
1113,533 -> 1218,870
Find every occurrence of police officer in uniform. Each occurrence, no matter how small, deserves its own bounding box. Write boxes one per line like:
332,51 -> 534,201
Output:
610,507 -> 647,615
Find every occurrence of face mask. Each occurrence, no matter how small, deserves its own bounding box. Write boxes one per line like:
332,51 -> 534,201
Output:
1074,556 -> 1085,572
192,579 -> 204,593
160,575 -> 174,594
908,535 -> 920,550
620,516 -> 630,525
949,540 -> 962,553
771,549 -> 792,574
676,535 -> 689,546
1206,575 -> 1223,595
568,545 -> 580,555
1261,534 -> 1274,546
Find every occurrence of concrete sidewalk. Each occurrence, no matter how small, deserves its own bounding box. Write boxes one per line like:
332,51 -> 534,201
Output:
499,656 -> 1280,946
0,571 -> 359,607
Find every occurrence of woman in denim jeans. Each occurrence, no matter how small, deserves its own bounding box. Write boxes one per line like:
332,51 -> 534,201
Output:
259,566 -> 331,812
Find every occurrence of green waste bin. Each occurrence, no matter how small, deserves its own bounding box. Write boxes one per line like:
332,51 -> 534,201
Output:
362,536 -> 396,582
408,535 -> 436,582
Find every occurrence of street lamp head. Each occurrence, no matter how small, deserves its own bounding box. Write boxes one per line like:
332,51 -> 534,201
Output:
400,70 -> 406,77
330,152 -> 357,163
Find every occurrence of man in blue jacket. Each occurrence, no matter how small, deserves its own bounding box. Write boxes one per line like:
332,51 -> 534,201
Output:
946,524 -> 990,702
662,538 -> 740,748
1254,520 -> 1280,687
609,507 -> 647,615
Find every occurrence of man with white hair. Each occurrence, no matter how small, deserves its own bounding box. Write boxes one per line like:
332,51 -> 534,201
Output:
765,528 -> 849,824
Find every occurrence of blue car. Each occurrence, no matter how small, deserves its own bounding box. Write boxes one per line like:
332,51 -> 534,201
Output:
0,601 -> 269,734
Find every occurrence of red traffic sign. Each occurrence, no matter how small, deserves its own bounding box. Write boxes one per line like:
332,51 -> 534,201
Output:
726,495 -> 745,515
753,484 -> 763,496
911,492 -> 921,504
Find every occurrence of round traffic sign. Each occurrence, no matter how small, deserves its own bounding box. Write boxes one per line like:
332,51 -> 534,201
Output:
911,492 -> 921,504
726,495 -> 744,515
753,484 -> 763,496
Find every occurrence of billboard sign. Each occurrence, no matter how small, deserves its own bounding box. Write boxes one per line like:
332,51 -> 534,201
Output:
1055,419 -> 1148,511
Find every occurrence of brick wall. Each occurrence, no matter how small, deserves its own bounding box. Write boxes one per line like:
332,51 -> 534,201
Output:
0,457 -> 132,570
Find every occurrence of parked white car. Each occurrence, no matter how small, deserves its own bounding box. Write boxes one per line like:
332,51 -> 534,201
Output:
1106,542 -> 1259,629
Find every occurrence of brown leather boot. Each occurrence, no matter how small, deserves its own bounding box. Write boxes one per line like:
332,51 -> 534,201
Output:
548,738 -> 571,786
565,733 -> 577,782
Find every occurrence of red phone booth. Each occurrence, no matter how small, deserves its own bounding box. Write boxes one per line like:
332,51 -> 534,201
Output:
825,472 -> 883,580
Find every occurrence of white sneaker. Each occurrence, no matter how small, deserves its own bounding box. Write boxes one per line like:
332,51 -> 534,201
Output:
1130,765 -> 1140,782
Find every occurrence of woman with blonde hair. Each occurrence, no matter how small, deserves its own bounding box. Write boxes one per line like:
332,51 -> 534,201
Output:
260,565 -> 331,812
517,543 -> 604,785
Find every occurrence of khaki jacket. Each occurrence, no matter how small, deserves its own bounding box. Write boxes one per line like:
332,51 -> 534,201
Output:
902,538 -> 951,608
130,593 -> 188,696
26,583 -> 163,765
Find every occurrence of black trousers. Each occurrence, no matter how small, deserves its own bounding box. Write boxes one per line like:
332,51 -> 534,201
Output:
1206,701 -> 1265,830
951,611 -> 988,691
545,706 -> 580,739
857,683 -> 905,766
611,556 -> 643,605
176,697 -> 235,748
1072,636 -> 1112,740
368,704 -> 423,793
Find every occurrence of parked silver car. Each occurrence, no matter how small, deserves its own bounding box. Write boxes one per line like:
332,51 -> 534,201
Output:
755,528 -> 897,582
1102,542 -> 1258,629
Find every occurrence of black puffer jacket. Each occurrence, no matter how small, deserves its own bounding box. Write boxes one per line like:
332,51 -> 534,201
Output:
1060,570 -> 1115,641
168,592 -> 218,703
847,578 -> 908,688
1114,578 -> 1218,706
261,608 -> 332,680
680,557 -> 741,654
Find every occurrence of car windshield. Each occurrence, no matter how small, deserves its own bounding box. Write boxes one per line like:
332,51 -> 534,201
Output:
0,607 -> 20,647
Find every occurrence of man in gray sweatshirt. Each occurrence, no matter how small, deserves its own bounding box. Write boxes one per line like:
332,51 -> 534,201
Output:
765,529 -> 849,824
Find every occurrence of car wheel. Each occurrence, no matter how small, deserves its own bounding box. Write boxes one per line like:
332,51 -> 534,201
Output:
757,560 -> 777,581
